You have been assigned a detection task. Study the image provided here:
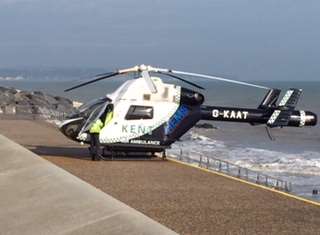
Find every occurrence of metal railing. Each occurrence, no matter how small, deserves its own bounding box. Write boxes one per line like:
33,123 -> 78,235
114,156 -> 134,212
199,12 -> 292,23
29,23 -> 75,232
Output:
172,150 -> 292,192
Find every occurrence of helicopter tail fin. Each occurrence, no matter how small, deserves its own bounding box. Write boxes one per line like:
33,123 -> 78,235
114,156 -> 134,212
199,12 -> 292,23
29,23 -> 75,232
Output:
258,88 -> 281,109
266,88 -> 302,127
278,88 -> 302,110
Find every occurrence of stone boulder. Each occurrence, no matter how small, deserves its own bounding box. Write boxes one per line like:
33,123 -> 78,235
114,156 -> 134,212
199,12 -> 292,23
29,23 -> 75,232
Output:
195,122 -> 218,129
0,86 -> 75,119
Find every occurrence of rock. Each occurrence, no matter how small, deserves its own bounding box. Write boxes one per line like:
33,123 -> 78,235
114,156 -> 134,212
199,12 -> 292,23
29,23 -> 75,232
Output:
9,88 -> 18,94
33,91 -> 59,106
55,104 -> 71,113
16,105 -> 34,115
73,101 -> 83,108
29,94 -> 51,108
195,123 -> 218,129
0,89 -> 16,104
5,104 -> 16,114
32,91 -> 44,96
14,92 -> 31,105
0,86 -> 75,119
0,87 -> 7,93
55,96 -> 72,106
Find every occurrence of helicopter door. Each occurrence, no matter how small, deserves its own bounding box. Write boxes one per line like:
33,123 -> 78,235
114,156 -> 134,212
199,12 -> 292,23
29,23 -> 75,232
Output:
78,102 -> 109,137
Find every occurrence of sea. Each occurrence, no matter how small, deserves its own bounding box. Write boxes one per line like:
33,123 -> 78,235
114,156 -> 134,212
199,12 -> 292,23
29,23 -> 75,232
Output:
1,69 -> 319,200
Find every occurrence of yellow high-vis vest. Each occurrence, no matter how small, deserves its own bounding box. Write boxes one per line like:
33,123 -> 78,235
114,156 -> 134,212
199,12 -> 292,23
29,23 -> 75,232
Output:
104,111 -> 113,125
89,111 -> 113,134
89,119 -> 103,134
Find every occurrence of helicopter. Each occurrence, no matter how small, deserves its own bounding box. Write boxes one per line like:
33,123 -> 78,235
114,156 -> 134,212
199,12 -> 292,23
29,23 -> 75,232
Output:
59,64 -> 317,157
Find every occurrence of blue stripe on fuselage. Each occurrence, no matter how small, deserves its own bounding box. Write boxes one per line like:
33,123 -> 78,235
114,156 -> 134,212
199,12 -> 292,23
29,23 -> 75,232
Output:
165,105 -> 189,135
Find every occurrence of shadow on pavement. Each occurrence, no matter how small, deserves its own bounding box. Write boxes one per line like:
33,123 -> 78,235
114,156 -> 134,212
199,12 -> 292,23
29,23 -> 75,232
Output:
26,145 -> 90,160
25,145 -> 164,161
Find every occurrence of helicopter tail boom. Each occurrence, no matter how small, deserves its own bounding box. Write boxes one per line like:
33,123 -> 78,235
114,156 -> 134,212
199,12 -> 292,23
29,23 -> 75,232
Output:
200,105 -> 317,127
200,88 -> 317,127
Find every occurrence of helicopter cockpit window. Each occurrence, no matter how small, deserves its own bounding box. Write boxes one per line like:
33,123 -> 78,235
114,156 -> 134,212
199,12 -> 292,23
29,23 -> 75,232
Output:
78,102 -> 109,135
125,105 -> 153,120
66,97 -> 110,119
78,97 -> 110,114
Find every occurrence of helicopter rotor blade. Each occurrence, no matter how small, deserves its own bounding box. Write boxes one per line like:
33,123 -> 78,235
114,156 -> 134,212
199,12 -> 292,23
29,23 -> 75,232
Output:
64,64 -> 269,92
157,71 -> 205,90
64,65 -> 144,92
169,70 -> 269,90
151,66 -> 269,90
94,71 -> 116,77
64,72 -> 119,92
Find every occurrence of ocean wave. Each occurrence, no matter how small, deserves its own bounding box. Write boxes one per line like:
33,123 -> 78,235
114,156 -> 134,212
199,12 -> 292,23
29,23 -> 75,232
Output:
232,150 -> 320,176
169,131 -> 320,176
0,76 -> 24,81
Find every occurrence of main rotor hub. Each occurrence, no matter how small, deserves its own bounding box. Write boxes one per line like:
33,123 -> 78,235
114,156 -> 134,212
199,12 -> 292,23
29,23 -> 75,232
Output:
138,64 -> 148,71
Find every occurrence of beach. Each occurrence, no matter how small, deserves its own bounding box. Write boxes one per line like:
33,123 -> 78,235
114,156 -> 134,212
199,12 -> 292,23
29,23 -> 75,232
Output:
1,118 -> 320,234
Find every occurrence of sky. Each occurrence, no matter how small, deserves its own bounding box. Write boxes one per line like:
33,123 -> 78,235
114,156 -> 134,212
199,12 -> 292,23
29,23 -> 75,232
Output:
0,0 -> 320,81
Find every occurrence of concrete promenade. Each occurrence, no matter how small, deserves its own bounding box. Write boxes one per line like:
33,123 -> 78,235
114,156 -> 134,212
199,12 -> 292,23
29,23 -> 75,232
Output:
1,120 -> 320,234
0,133 -> 177,235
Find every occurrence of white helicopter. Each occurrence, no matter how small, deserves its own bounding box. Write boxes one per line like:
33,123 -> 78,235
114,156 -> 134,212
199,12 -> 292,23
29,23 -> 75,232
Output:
59,64 -> 317,156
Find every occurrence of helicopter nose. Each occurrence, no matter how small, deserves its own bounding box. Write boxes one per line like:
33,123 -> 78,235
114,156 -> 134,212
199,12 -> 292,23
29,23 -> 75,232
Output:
59,118 -> 84,141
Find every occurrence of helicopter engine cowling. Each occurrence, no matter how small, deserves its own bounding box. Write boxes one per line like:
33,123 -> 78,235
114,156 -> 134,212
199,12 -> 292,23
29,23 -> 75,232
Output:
180,88 -> 204,106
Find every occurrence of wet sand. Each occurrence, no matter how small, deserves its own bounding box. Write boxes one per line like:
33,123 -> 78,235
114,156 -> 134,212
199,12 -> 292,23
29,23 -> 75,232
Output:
1,119 -> 320,234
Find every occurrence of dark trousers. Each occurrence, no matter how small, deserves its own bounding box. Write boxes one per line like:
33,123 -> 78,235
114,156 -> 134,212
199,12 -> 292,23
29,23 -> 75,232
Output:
90,133 -> 101,161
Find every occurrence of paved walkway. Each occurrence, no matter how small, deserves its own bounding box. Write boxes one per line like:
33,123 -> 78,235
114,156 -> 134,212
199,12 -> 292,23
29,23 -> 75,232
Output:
0,133 -> 176,235
1,120 -> 320,235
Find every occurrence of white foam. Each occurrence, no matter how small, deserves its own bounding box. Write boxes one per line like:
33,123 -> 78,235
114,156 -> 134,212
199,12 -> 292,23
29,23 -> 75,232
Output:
232,150 -> 320,176
0,76 -> 24,81
168,131 -> 320,198
169,131 -> 320,176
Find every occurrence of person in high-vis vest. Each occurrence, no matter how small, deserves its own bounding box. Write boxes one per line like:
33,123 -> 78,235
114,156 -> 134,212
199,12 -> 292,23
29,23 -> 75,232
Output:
89,104 -> 114,161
